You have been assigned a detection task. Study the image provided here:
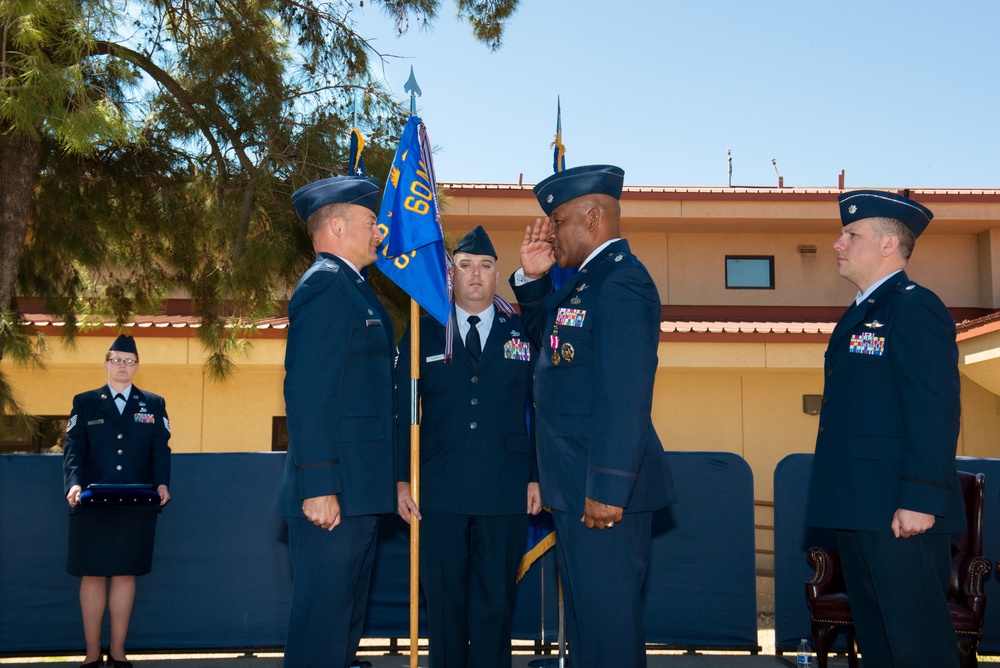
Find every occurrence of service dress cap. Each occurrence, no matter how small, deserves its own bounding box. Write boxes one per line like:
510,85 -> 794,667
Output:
109,333 -> 138,357
533,164 -> 625,216
453,225 -> 497,258
838,189 -> 934,238
291,175 -> 383,222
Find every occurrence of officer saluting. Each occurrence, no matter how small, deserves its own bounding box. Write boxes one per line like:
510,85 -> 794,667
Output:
807,190 -> 965,667
280,175 -> 396,668
511,165 -> 674,668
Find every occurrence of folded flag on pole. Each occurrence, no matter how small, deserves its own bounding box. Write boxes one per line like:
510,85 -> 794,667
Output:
548,97 -> 576,290
375,115 -> 452,327
348,127 -> 365,176
551,96 -> 566,174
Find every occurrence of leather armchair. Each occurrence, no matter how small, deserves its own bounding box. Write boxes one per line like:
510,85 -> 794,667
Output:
805,470 -> 990,668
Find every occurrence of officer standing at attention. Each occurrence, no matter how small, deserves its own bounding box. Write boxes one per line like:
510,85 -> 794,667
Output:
807,190 -> 964,668
63,334 -> 171,668
280,175 -> 396,668
511,165 -> 674,668
395,225 -> 541,668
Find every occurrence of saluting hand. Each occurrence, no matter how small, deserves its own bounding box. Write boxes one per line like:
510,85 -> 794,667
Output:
303,494 -> 341,531
520,219 -> 556,279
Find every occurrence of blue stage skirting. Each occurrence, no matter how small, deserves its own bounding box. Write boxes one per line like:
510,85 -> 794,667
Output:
0,452 -> 757,653
774,454 -> 1000,654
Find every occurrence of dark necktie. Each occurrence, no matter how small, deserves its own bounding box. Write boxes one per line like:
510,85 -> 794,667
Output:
114,393 -> 126,414
466,315 -> 482,364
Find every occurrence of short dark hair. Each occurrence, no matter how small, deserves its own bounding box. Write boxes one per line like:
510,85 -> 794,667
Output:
870,216 -> 915,260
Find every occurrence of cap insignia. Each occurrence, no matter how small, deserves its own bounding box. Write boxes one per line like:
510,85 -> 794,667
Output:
546,194 -> 554,204
848,205 -> 857,214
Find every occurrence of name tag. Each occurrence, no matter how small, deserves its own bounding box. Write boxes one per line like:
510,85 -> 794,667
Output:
134,413 -> 155,424
87,419 -> 104,426
425,354 -> 445,363
366,319 -> 382,327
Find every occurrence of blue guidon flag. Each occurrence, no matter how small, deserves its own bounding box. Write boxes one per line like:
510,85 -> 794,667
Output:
518,508 -> 556,583
375,116 -> 452,327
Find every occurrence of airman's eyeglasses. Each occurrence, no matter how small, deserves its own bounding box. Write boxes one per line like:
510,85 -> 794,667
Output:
108,357 -> 138,367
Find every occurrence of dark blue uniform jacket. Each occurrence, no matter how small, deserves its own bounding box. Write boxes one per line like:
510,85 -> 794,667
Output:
280,253 -> 396,518
395,311 -> 537,516
63,385 -> 171,506
510,239 -> 674,515
807,272 -> 965,534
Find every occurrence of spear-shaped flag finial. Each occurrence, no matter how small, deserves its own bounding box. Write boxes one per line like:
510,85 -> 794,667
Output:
404,66 -> 422,116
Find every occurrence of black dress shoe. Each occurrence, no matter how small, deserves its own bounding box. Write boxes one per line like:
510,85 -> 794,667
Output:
80,661 -> 101,668
107,655 -> 132,668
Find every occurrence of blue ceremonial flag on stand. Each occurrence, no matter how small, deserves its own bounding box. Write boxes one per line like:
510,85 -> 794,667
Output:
375,115 -> 452,326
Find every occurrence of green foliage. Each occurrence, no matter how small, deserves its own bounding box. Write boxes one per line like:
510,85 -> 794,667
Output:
1,0 -> 519,389
0,0 -> 136,150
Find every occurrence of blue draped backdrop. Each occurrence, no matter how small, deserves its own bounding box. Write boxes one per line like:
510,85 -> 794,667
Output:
1,452 -> 757,654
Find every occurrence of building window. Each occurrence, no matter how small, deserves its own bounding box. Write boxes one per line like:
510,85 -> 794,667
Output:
725,256 -> 774,290
272,417 -> 289,452
0,415 -> 69,454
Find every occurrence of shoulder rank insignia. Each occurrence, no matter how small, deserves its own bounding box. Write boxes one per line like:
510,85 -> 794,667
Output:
867,298 -> 875,304
614,254 -> 624,262
864,320 -> 885,329
906,284 -> 916,290
322,261 -> 339,272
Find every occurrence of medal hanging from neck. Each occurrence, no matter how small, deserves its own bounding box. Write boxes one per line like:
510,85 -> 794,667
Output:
550,323 -> 561,366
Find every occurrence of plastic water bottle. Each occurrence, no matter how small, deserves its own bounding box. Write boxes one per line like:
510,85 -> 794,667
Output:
797,638 -> 814,665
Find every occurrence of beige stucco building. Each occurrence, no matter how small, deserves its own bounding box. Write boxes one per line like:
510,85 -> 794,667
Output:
6,184 -> 1000,571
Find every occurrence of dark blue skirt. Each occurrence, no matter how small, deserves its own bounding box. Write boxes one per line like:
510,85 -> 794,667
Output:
67,506 -> 159,576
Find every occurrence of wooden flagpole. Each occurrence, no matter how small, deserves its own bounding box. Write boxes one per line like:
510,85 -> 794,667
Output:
409,297 -> 421,668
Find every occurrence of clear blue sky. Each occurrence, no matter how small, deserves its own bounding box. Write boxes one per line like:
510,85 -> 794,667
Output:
351,0 -> 1000,189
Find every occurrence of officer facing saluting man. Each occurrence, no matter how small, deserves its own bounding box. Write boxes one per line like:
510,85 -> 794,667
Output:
511,165 -> 675,668
807,190 -> 965,668
280,174 -> 396,668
